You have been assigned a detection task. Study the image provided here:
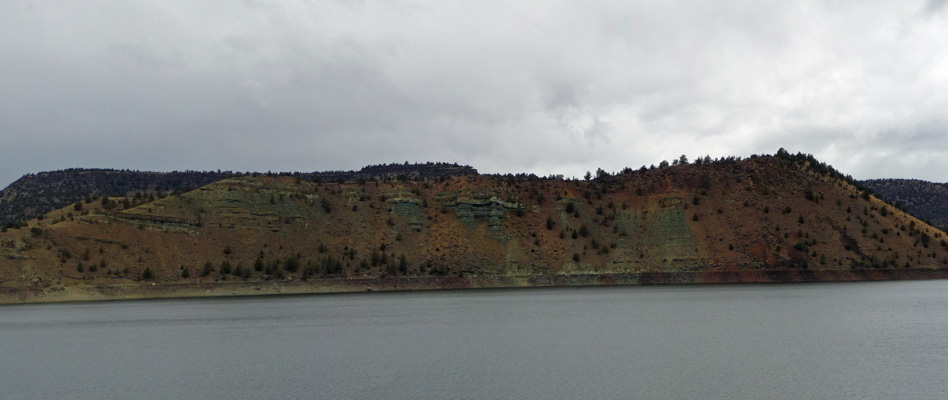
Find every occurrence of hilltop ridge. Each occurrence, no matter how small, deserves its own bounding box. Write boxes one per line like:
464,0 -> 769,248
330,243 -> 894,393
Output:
2,151 -> 947,303
0,163 -> 477,226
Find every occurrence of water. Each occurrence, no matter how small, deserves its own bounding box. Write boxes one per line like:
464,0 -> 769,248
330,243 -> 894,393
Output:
2,281 -> 948,399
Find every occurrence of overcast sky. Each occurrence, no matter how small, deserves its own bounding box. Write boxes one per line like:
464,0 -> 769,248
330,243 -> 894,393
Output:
2,0 -> 948,188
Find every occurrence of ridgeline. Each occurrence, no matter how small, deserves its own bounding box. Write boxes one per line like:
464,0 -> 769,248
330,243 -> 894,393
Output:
2,152 -> 947,303
0,162 -> 477,226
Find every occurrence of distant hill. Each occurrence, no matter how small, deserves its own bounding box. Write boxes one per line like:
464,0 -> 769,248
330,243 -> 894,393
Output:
0,169 -> 239,226
0,163 -> 478,226
860,179 -> 948,232
3,151 -> 948,303
306,162 -> 477,182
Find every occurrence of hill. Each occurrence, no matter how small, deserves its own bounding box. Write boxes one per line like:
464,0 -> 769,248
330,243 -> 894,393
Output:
860,179 -> 948,232
0,169 -> 238,226
0,163 -> 477,227
2,152 -> 947,303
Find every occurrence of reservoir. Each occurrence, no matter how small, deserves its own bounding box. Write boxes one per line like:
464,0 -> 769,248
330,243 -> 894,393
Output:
2,281 -> 948,399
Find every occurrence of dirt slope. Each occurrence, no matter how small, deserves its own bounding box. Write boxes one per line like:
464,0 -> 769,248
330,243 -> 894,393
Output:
3,154 -> 947,303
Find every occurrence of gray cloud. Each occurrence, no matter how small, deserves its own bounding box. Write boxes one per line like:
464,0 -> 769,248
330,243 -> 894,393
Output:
2,0 -> 947,189
926,0 -> 948,13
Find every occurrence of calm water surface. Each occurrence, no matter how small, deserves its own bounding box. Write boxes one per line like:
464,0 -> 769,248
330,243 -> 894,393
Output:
2,281 -> 948,399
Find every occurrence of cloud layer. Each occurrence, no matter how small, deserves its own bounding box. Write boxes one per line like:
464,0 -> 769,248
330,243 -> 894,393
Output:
2,0 -> 947,187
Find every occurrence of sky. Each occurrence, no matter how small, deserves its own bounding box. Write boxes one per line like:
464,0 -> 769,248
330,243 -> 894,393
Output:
2,0 -> 948,189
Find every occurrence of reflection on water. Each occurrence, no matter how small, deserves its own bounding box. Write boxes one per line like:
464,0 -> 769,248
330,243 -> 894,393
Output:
2,282 -> 948,399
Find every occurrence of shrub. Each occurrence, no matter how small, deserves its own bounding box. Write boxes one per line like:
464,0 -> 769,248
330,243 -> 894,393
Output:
283,256 -> 299,272
302,262 -> 318,279
371,251 -> 381,267
320,197 -> 333,213
142,267 -> 155,280
322,256 -> 343,274
579,224 -> 589,238
804,187 -> 815,201
265,260 -> 280,276
398,255 -> 408,274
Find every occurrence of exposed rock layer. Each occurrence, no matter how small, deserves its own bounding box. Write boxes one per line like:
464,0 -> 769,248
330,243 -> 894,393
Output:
2,154 -> 947,303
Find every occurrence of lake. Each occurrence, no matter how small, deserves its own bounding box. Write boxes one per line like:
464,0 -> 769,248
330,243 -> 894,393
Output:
2,281 -> 948,399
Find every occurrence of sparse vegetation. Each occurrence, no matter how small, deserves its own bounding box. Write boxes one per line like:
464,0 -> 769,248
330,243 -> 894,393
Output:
1,151 -> 947,301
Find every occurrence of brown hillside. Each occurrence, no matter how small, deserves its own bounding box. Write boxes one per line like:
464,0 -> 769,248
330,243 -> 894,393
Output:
3,154 -> 948,302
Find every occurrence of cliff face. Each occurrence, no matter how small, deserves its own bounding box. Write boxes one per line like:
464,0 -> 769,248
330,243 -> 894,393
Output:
2,155 -> 947,302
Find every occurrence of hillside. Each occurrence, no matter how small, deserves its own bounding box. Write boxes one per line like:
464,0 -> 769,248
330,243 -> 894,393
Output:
860,179 -> 948,232
0,169 -> 238,226
0,163 -> 477,226
2,153 -> 947,303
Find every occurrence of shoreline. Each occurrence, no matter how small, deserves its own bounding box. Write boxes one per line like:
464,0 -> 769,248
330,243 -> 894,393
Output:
4,268 -> 948,305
